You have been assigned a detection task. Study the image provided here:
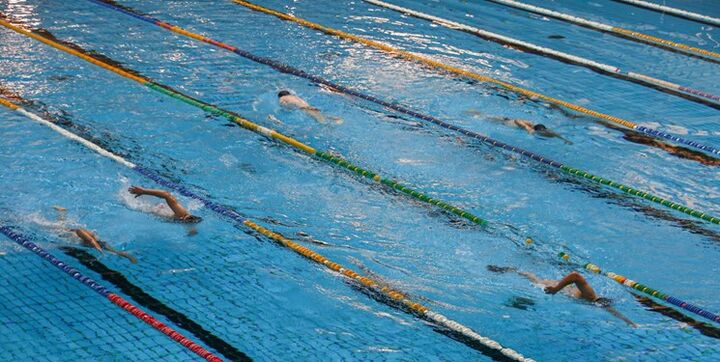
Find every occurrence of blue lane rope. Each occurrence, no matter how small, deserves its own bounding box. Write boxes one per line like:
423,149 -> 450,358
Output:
0,226 -> 112,297
87,0 -> 720,157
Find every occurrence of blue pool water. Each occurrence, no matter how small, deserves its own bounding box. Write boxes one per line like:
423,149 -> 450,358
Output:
0,0 -> 719,360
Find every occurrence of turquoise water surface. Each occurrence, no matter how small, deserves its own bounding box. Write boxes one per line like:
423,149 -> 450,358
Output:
0,0 -> 719,360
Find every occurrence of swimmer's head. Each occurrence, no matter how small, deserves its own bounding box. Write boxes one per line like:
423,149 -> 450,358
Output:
533,124 -> 547,131
180,215 -> 203,224
278,90 -> 291,98
594,297 -> 613,308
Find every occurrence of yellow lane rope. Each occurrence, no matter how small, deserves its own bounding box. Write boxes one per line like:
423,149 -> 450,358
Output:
0,94 -> 532,362
0,15 -> 495,226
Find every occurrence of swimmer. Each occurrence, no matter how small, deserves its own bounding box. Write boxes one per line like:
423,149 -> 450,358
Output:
72,227 -> 137,264
52,206 -> 137,263
128,186 -> 203,223
489,116 -> 572,144
597,120 -> 720,166
277,90 -> 342,124
488,265 -> 636,327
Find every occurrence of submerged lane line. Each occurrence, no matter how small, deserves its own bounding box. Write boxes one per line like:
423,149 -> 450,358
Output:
61,247 -> 252,362
0,225 -> 223,362
4,96 -> 719,330
0,96 -> 531,362
485,0 -> 720,62
79,1 -> 720,225
364,0 -> 720,106
232,0 -> 720,158
611,0 -> 720,27
215,1 -> 720,225
0,16 -> 488,227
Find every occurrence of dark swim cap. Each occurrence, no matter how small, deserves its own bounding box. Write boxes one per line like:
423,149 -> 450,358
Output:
594,297 -> 613,307
533,124 -> 547,131
278,90 -> 291,98
180,215 -> 203,224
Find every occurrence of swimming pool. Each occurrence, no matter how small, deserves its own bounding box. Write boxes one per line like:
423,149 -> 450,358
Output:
0,0 -> 718,360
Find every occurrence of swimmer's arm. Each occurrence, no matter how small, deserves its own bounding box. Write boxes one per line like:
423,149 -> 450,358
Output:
129,186 -> 170,199
605,306 -> 637,327
545,272 -> 597,301
514,120 -> 535,133
517,271 -> 544,284
129,186 -> 189,218
538,130 -> 573,144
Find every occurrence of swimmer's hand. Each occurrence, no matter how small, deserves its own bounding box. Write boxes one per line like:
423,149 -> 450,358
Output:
52,205 -> 67,212
544,285 -> 560,295
128,186 -> 146,198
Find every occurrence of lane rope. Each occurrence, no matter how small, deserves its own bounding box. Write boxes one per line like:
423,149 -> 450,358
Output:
0,96 -> 531,362
0,226 -> 223,362
231,0 -> 720,157
69,2 -> 720,225
4,95 -> 718,329
485,0 -> 720,62
611,0 -> 720,27
558,252 -> 720,324
0,15 -> 487,227
364,0 -> 720,106
207,1 -> 720,224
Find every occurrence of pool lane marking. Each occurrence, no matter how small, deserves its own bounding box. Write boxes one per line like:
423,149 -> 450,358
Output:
486,0 -> 720,62
611,0 -> 720,27
4,11 -> 719,326
558,252 -> 720,324
0,97 -> 531,362
61,247 -> 252,362
0,226 -> 223,362
83,1 -> 720,228
633,294 -> 720,339
0,16 -> 488,227
220,1 -> 720,225
364,0 -> 720,107
232,0 -> 720,158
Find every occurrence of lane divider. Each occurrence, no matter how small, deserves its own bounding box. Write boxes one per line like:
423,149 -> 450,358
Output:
364,0 -> 720,106
0,16 -> 487,227
68,2 -> 720,225
61,247 -> 252,362
217,1 -> 720,224
0,96 -> 531,362
485,0 -> 720,62
558,252 -> 720,324
4,99 -> 718,331
231,0 -> 720,157
611,0 -> 720,27
0,226 -> 223,361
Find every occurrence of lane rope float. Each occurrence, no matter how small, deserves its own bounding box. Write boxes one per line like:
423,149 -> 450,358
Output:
611,0 -> 720,27
66,2 -> 720,225
485,0 -> 720,62
4,97 -> 718,334
217,2 -> 720,224
557,252 -> 720,324
0,225 -> 223,362
231,0 -> 720,157
0,96 -> 531,362
364,0 -> 720,106
0,16 -> 488,227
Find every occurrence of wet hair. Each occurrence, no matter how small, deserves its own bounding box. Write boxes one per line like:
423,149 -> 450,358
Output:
533,124 -> 547,131
178,215 -> 203,224
594,297 -> 613,308
277,90 -> 291,98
